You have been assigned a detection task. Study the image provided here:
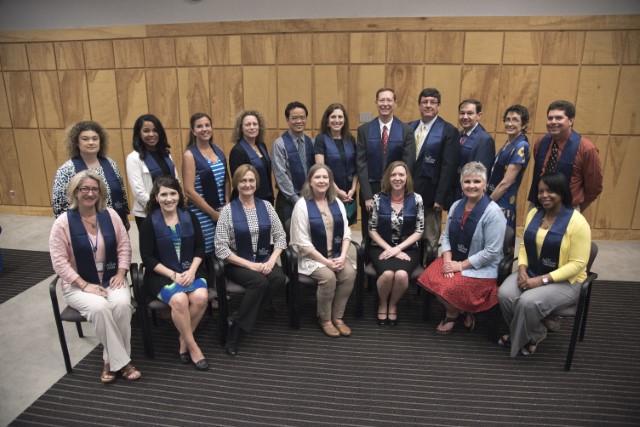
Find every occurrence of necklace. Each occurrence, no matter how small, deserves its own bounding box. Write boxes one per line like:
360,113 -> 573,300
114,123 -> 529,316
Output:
81,216 -> 96,229
391,194 -> 404,204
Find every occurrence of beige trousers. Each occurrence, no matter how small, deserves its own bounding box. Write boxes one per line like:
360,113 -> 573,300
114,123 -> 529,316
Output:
309,262 -> 356,321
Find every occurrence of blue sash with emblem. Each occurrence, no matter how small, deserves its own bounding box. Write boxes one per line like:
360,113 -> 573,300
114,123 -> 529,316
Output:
306,199 -> 344,258
239,139 -> 273,202
376,193 -> 416,245
282,132 -> 314,193
448,195 -> 491,261
143,152 -> 176,182
231,198 -> 271,262
366,120 -> 404,182
68,209 -> 118,287
523,207 -> 573,276
151,208 -> 194,273
189,143 -> 226,210
323,134 -> 356,192
528,130 -> 580,203
412,118 -> 445,179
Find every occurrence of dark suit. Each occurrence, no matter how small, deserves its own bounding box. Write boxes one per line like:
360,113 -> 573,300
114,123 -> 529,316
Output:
356,117 -> 415,238
456,124 -> 495,199
410,117 -> 459,246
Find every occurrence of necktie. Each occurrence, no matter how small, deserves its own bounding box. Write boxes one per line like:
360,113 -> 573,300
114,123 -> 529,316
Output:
416,124 -> 425,158
460,133 -> 467,145
546,140 -> 559,173
382,125 -> 389,158
297,138 -> 307,175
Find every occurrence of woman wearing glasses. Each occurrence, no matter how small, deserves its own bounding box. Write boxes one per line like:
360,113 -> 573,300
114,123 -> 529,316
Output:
50,171 -> 139,383
488,105 -> 531,240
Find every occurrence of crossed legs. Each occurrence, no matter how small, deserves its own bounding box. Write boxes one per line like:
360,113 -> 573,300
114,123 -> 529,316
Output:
168,288 -> 208,363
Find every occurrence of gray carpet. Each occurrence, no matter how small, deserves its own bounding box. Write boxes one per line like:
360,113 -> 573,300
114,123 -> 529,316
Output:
0,249 -> 53,304
12,280 -> 640,426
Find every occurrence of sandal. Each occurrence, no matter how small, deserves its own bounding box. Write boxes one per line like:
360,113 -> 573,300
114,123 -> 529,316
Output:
436,316 -> 459,335
497,334 -> 511,348
463,312 -> 475,332
100,363 -> 117,384
521,335 -> 546,356
120,362 -> 141,381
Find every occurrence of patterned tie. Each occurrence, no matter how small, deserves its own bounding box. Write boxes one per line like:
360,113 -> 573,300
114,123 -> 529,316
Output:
297,138 -> 307,175
460,133 -> 467,145
382,125 -> 389,158
546,140 -> 559,173
416,124 -> 425,158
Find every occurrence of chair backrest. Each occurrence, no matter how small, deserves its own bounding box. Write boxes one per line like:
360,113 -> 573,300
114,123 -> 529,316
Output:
587,242 -> 598,273
503,226 -> 515,258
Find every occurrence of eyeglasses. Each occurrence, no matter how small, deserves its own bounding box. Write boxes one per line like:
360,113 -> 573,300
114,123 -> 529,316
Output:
78,186 -> 100,194
503,118 -> 522,124
420,100 -> 439,106
289,116 -> 306,122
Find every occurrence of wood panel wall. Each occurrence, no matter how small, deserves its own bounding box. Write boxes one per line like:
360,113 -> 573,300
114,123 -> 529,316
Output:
0,15 -> 639,239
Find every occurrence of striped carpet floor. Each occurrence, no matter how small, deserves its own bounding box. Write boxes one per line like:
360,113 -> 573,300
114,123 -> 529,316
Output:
13,281 -> 640,426
0,249 -> 53,304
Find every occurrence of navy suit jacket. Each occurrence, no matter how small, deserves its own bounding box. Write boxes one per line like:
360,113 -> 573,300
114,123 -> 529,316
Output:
356,117 -> 415,202
455,124 -> 495,200
410,117 -> 460,210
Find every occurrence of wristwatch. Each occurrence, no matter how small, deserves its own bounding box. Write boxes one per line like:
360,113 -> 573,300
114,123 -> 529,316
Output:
541,275 -> 550,285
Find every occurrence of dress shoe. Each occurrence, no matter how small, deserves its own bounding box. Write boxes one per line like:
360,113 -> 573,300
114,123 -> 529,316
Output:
332,319 -> 352,336
193,358 -> 209,370
377,312 -> 388,327
179,352 -> 191,364
226,319 -> 241,356
319,319 -> 340,337
388,313 -> 398,327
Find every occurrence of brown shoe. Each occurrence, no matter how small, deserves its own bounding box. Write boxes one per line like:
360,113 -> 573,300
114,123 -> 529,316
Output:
332,319 -> 352,336
319,319 -> 340,337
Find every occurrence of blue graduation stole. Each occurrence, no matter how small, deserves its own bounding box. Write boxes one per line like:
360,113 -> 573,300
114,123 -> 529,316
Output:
71,157 -> 127,220
188,143 -> 227,210
527,130 -> 581,203
322,133 -> 356,192
151,208 -> 194,273
231,198 -> 271,262
68,209 -> 118,287
376,193 -> 417,245
143,152 -> 176,182
239,139 -> 274,201
448,195 -> 491,261
459,124 -> 487,169
282,132 -> 314,193
366,119 -> 404,182
411,118 -> 445,179
306,199 -> 344,258
523,207 -> 573,277
488,134 -> 527,194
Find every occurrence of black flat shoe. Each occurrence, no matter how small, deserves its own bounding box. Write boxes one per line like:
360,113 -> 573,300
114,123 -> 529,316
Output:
179,352 -> 191,364
388,313 -> 398,327
377,312 -> 388,327
193,358 -> 209,370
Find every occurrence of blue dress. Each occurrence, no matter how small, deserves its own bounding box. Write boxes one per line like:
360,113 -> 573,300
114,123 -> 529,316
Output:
488,135 -> 530,231
188,157 -> 226,254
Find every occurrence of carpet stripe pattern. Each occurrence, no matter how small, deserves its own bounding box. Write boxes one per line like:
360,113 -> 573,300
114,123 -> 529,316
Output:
12,281 -> 640,426
0,249 -> 54,304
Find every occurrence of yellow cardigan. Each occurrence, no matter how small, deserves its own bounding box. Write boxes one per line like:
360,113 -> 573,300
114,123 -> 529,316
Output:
518,208 -> 591,284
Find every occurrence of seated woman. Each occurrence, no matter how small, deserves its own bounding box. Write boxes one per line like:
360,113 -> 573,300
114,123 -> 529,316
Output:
139,176 -> 210,370
368,161 -> 424,326
49,171 -> 139,383
290,164 -> 357,337
418,162 -> 506,334
215,165 -> 287,356
498,172 -> 591,357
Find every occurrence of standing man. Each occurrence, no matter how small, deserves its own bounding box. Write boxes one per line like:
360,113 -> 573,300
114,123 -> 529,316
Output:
410,87 -> 459,247
456,99 -> 495,199
272,101 -> 315,224
527,100 -> 603,212
357,88 -> 416,237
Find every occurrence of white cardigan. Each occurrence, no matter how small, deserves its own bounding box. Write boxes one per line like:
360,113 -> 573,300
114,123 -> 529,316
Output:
125,151 -> 179,218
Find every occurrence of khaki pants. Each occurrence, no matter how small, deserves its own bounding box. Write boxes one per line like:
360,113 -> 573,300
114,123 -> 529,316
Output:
309,262 -> 356,321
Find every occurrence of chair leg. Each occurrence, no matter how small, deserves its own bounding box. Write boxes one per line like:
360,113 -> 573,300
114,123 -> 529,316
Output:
488,305 -> 501,343
139,308 -> 155,359
565,311 -> 583,371
53,316 -> 73,374
75,321 -> 84,338
422,291 -> 430,322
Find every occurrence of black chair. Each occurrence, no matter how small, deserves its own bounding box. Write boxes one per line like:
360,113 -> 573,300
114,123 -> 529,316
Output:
357,235 -> 426,319
132,260 -> 218,358
49,266 -> 137,374
213,251 -> 293,344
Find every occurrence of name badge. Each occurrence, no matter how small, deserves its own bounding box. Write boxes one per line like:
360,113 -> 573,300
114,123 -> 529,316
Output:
96,262 -> 104,272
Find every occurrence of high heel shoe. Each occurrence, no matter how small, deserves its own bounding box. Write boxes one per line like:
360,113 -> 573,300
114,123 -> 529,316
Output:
377,312 -> 388,327
387,312 -> 398,327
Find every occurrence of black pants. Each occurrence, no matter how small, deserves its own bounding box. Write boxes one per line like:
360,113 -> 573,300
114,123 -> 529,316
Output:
134,216 -> 145,230
224,264 -> 286,333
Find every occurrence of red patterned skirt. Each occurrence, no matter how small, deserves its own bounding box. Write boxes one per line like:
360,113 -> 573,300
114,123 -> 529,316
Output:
417,258 -> 498,313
